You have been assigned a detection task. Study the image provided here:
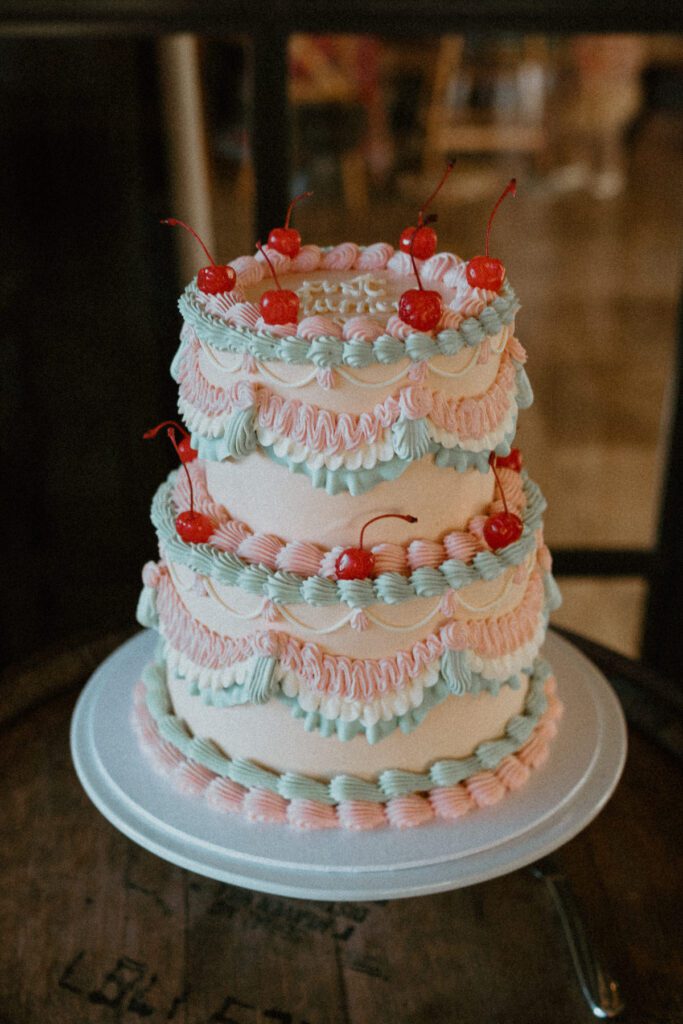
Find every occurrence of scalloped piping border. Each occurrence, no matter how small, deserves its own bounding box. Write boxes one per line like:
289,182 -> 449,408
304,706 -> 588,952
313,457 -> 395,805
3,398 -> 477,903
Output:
177,274 -> 519,366
151,472 -> 547,608
132,658 -> 562,830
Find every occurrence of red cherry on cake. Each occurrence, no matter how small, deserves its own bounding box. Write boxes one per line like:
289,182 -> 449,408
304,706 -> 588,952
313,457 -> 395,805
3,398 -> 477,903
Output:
398,216 -> 442,332
267,190 -> 313,258
335,547 -> 376,581
399,224 -> 438,261
147,426 -> 213,544
335,513 -> 418,581
161,218 -> 236,295
398,289 -> 442,332
399,161 -> 455,260
466,178 -> 516,292
483,511 -> 523,550
175,509 -> 214,544
491,447 -> 523,472
144,420 -> 198,462
484,453 -> 523,550
256,240 -> 300,325
197,264 -> 237,295
260,288 -> 300,325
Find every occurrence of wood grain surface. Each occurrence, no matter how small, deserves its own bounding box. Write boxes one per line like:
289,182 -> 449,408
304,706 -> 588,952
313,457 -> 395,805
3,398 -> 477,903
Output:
2,657 -> 682,1024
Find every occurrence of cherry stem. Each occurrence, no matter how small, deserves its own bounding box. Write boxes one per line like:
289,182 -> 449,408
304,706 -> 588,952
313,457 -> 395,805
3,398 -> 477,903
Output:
408,214 -> 437,290
284,190 -> 313,229
161,218 -> 216,266
143,419 -> 190,442
485,179 -> 516,258
256,240 -> 283,291
418,160 -> 455,226
489,458 -> 510,515
167,427 -> 196,514
358,513 -> 418,550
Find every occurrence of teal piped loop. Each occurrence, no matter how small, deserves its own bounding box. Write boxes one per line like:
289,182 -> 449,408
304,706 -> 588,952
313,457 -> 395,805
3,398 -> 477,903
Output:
544,573 -> 563,611
434,329 -> 464,357
244,656 -> 280,704
136,586 -> 159,630
308,336 -> 344,368
140,655 -> 556,803
222,405 -> 257,458
151,470 -> 547,609
515,365 -> 534,409
379,768 -> 434,797
391,416 -> 432,461
343,337 -> 378,368
178,279 -> 519,364
404,333 -> 438,362
441,648 -> 471,695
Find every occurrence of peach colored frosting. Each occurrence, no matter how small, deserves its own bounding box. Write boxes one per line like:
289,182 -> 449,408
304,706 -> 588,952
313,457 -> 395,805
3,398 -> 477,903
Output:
150,564 -> 545,701
171,458 -> 525,578
132,675 -> 563,830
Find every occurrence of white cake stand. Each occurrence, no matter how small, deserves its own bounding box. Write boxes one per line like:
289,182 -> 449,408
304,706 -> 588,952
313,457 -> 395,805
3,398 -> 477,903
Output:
71,629 -> 626,902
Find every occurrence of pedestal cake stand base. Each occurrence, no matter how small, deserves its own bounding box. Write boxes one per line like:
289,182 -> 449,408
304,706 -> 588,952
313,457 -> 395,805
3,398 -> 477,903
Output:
71,629 -> 626,901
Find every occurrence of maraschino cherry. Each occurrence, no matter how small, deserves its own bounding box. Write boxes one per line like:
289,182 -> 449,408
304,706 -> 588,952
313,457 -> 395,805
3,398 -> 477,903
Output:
466,178 -> 516,292
335,513 -> 418,580
161,218 -> 236,295
143,419 -> 198,463
483,451 -> 523,550
256,241 -> 300,325
148,425 -> 213,543
491,447 -> 523,473
398,219 -> 442,332
399,161 -> 455,260
267,191 -> 313,258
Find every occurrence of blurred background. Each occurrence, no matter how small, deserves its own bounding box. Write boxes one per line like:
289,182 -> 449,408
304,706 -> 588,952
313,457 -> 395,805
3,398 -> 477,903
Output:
1,28 -> 682,693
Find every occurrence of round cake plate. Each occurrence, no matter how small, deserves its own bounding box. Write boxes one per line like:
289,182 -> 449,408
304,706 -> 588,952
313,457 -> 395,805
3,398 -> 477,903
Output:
71,630 -> 626,902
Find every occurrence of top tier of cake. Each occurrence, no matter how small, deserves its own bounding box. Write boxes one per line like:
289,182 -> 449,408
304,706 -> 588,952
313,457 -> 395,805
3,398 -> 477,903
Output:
172,242 -> 531,496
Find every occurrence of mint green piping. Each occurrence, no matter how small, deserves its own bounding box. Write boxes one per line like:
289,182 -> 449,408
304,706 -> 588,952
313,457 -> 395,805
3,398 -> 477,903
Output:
184,363 -> 530,481
151,470 -> 547,608
176,278 -> 519,366
142,655 -> 552,804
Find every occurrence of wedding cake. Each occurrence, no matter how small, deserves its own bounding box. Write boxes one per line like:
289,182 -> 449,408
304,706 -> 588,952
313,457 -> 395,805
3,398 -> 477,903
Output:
134,180 -> 563,830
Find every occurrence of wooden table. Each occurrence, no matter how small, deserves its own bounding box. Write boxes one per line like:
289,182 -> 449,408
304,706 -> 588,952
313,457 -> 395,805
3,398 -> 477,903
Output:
2,635 -> 682,1024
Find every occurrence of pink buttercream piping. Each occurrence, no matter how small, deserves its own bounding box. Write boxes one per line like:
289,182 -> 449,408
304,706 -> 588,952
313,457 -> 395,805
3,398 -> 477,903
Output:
133,677 -> 562,830
354,242 -> 393,270
151,567 -> 544,699
179,336 -> 519,451
171,459 -> 524,578
297,315 -> 344,340
320,243 -> 360,270
342,316 -> 385,342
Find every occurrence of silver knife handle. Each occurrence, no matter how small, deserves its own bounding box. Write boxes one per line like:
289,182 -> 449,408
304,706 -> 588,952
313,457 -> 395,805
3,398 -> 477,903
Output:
531,858 -> 625,1019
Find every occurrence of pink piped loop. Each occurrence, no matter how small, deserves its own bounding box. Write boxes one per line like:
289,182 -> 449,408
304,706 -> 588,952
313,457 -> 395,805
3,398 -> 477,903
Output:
439,590 -> 458,617
399,385 -> 433,421
477,339 -> 491,365
244,789 -> 288,823
429,784 -> 475,820
442,619 -> 468,650
512,563 -> 527,585
408,360 -> 428,384
316,367 -> 336,390
350,609 -> 370,632
262,599 -> 280,623
437,308 -> 463,332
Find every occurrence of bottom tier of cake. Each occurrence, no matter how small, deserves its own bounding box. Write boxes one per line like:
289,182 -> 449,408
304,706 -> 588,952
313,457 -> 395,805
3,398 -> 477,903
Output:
133,656 -> 562,830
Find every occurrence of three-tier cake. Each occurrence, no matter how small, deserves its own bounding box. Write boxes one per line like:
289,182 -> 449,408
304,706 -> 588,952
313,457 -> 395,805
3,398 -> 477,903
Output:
134,207 -> 563,831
